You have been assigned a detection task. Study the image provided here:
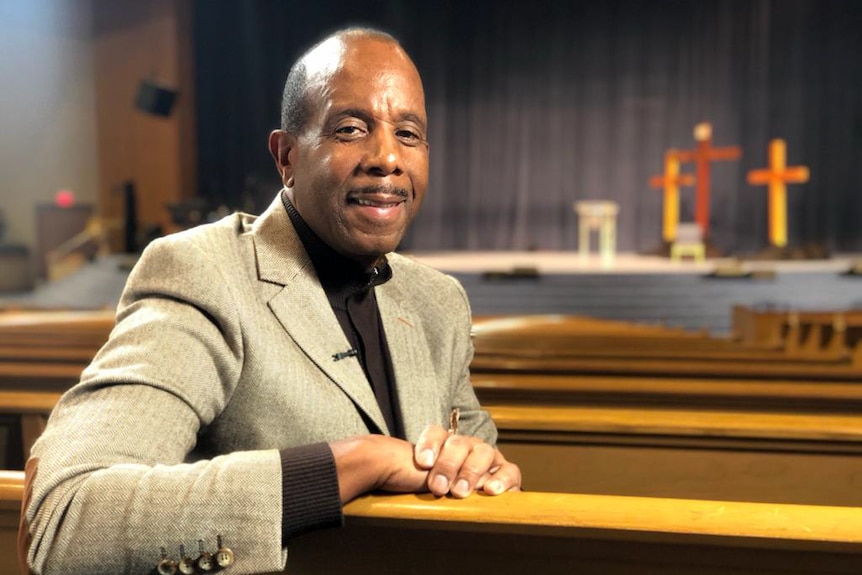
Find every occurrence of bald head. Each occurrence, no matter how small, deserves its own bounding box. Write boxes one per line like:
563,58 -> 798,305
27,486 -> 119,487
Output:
280,28 -> 412,135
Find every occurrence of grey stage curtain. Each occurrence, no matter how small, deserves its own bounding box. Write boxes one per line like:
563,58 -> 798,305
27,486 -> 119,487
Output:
194,0 -> 862,254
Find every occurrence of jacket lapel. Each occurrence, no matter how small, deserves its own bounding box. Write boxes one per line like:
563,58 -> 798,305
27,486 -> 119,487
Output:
377,283 -> 441,442
251,195 -> 389,435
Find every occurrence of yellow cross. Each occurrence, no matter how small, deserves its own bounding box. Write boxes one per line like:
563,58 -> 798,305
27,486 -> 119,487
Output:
747,139 -> 809,248
649,150 -> 695,242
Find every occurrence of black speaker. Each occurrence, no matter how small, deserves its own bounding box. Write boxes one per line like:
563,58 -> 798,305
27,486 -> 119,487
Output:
135,79 -> 177,117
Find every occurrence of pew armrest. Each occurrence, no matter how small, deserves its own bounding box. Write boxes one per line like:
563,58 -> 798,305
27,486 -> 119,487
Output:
343,490 -> 862,552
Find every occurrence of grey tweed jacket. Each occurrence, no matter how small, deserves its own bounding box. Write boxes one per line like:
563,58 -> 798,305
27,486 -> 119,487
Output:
22,194 -> 496,574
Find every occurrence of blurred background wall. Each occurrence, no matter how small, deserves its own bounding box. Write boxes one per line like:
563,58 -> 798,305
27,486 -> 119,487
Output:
194,0 -> 862,254
0,0 -> 99,248
1,0 -> 859,262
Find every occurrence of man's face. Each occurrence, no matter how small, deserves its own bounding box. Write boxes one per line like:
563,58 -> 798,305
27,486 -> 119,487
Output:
276,38 -> 429,265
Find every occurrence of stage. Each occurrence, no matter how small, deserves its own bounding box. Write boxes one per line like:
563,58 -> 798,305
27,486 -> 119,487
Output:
1,251 -> 860,335
404,251 -> 862,334
406,251 -> 861,276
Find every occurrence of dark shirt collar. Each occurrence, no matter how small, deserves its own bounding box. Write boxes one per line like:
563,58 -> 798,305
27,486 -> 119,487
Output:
281,190 -> 392,299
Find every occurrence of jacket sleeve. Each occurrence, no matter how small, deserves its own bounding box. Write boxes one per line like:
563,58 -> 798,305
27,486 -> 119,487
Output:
23,234 -> 302,574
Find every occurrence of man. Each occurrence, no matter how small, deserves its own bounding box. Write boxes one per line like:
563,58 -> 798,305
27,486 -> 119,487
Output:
21,28 -> 520,574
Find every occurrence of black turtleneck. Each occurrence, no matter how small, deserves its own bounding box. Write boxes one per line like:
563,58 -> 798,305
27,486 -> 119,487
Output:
282,191 -> 405,439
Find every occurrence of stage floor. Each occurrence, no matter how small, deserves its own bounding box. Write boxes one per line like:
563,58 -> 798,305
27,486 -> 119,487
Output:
403,251 -> 862,334
405,251 -> 862,275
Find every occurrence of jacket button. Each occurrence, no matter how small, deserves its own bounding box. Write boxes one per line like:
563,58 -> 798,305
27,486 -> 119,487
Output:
177,545 -> 195,575
157,559 -> 177,575
216,535 -> 235,567
157,547 -> 177,575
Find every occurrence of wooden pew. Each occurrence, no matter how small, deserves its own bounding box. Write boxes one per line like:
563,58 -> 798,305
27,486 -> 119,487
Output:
471,371 -> 862,506
734,305 -> 862,346
0,471 -> 21,575
0,391 -> 63,470
471,314 -> 862,374
314,492 -> 862,575
733,305 -> 862,363
0,309 -> 111,389
5,376 -> 858,507
471,352 -> 862,380
0,309 -> 114,351
3,470 -> 861,575
0,362 -> 85,391
13,385 -> 862,506
2,309 -> 860,507
486,403 -> 862,506
0,345 -> 98,363
0,309 -> 115,330
470,316 -> 862,378
468,314 -> 862,506
471,372 -> 862,411
0,311 -> 108,467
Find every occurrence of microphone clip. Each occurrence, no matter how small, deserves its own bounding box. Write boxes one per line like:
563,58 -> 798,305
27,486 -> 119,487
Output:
332,348 -> 359,361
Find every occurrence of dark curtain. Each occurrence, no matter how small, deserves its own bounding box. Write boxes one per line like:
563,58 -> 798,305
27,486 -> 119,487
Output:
194,0 -> 862,253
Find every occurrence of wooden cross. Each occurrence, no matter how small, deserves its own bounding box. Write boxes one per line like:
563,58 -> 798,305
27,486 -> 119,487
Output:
649,150 -> 695,242
747,139 -> 810,248
676,123 -> 742,240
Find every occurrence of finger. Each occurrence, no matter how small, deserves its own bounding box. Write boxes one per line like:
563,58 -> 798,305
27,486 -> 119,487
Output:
450,442 -> 496,498
481,454 -> 522,496
413,424 -> 449,469
427,434 -> 480,496
474,464 -> 500,490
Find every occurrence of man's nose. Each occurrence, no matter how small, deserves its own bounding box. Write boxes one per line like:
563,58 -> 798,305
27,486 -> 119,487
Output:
360,129 -> 401,175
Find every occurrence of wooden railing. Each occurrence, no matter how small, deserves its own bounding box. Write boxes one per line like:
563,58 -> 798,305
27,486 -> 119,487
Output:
5,470 -> 862,575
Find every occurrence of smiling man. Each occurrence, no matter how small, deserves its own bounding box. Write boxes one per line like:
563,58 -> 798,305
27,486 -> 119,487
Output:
22,28 -> 520,575
271,30 -> 429,264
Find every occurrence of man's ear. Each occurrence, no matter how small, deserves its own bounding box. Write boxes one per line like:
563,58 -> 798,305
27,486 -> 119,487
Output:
268,130 -> 296,187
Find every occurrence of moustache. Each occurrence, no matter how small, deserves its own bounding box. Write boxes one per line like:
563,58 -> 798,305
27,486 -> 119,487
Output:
349,185 -> 410,200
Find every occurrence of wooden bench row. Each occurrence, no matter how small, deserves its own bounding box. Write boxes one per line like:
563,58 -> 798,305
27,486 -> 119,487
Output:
489,402 -> 862,506
471,372 -> 862,411
0,309 -> 859,509
2,309 -> 860,378
472,310 -> 862,370
471,353 -> 862,380
0,383 -> 858,507
733,305 -> 862,348
2,470 -> 862,574
0,391 -> 61,470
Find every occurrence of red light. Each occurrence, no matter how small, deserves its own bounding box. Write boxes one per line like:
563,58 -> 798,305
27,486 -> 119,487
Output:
55,189 -> 75,208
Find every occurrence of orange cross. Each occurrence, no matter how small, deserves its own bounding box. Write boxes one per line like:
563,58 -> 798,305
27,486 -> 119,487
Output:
747,139 -> 810,248
649,150 -> 695,242
676,123 -> 742,240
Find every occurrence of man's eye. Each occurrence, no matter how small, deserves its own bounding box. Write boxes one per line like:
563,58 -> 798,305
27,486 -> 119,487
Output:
335,125 -> 366,139
396,129 -> 424,145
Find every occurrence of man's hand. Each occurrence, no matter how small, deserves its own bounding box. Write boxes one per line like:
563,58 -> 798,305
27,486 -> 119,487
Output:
330,428 -> 521,503
414,424 -> 521,498
330,435 -> 429,503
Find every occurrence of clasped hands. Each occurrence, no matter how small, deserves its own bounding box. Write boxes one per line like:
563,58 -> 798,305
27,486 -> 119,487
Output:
330,424 -> 521,503
413,424 -> 521,497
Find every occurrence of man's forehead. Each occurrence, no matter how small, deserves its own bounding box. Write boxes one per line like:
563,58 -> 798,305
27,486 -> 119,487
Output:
304,35 -> 418,83
301,36 -> 347,81
304,36 -> 425,117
